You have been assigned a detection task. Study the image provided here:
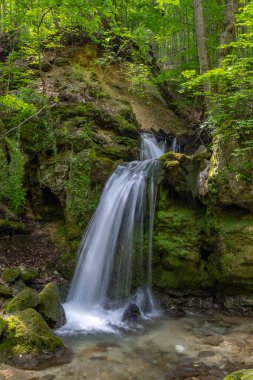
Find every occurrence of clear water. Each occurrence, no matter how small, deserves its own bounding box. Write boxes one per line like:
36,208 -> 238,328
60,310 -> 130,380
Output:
7,314 -> 253,379
61,133 -> 165,334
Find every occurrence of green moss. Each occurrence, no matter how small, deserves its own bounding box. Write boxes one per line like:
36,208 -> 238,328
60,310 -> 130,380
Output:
19,266 -> 39,283
38,283 -> 65,328
100,145 -> 131,161
5,288 -> 39,313
0,285 -> 12,299
0,308 -> 63,356
1,268 -> 22,283
113,114 -> 139,138
223,370 -> 253,380
0,316 -> 7,336
0,219 -> 28,234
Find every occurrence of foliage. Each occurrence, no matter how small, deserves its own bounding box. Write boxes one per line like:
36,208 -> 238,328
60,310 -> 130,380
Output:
0,140 -> 26,213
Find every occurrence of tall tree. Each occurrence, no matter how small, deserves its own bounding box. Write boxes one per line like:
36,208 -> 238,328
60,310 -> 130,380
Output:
193,0 -> 209,74
219,0 -> 239,61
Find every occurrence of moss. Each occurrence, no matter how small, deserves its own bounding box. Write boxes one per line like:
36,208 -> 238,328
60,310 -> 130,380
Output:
0,308 -> 63,356
100,145 -> 132,161
113,114 -> 139,138
152,201 -> 212,292
0,219 -> 28,234
5,288 -> 39,313
1,266 -> 39,285
0,285 -> 12,299
223,370 -> 253,380
1,268 -> 22,283
19,266 -> 39,283
0,316 -> 7,336
38,283 -> 66,328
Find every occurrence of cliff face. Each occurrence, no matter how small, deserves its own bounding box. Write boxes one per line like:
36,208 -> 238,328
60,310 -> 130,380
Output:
153,133 -> 253,313
0,43 -> 184,281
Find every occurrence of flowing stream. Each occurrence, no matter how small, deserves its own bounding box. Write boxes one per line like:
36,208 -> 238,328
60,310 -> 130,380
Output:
62,133 -> 166,333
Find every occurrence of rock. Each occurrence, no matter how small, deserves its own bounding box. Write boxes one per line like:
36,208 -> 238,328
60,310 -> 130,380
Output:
28,61 -> 52,72
122,303 -> 141,322
0,284 -> 12,299
223,369 -> 253,380
38,283 -> 66,328
1,265 -> 38,285
208,135 -> 253,211
0,308 -> 64,367
160,151 -> 208,198
5,288 -> 39,313
19,266 -> 39,283
1,267 -> 22,283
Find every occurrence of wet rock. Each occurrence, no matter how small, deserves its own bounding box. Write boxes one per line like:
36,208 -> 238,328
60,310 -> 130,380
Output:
202,336 -> 224,346
38,283 -> 66,328
5,287 -> 39,313
122,303 -> 141,322
166,363 -> 217,380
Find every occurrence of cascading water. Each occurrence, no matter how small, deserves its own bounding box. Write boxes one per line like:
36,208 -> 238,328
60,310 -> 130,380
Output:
61,133 -> 166,333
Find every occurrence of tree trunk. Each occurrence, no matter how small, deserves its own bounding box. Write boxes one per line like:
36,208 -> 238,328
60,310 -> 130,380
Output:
193,0 -> 209,74
219,0 -> 239,62
1,0 -> 6,33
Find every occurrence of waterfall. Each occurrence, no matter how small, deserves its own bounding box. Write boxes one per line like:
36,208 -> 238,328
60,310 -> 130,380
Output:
62,133 -> 166,333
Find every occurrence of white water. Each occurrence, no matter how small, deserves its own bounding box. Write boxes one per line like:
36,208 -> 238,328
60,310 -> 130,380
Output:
61,133 -> 165,334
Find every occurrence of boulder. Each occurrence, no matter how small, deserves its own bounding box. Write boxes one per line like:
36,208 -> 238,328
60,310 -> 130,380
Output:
38,283 -> 66,328
5,288 -> 39,313
0,284 -> 12,299
1,266 -> 39,285
0,308 -> 64,367
1,268 -> 21,283
19,266 -> 39,284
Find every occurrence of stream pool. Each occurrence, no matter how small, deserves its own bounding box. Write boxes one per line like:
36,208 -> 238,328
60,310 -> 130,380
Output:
1,313 -> 253,380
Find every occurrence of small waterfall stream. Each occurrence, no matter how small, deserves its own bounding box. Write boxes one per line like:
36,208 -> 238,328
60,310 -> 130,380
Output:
62,133 -> 166,333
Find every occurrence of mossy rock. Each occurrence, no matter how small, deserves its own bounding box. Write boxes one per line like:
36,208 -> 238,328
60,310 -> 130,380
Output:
19,266 -> 39,284
1,268 -> 22,283
5,288 -> 39,313
1,266 -> 39,285
0,308 -> 64,366
113,114 -> 139,138
0,284 -> 12,299
223,369 -> 253,380
38,283 -> 66,328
